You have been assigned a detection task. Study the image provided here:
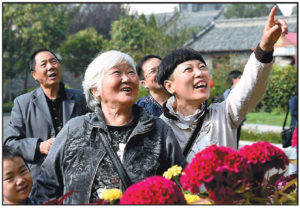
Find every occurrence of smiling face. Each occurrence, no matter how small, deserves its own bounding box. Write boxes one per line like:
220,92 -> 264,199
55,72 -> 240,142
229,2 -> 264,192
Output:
92,61 -> 139,107
141,58 -> 162,91
31,51 -> 62,89
164,59 -> 211,107
3,157 -> 33,204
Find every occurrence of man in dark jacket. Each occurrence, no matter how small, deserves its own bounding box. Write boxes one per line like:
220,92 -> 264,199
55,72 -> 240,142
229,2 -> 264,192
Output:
4,48 -> 88,189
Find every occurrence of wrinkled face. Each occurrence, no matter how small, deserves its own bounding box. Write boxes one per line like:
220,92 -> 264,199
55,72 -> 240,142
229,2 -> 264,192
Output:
164,59 -> 211,105
3,157 -> 33,204
141,58 -> 162,91
31,51 -> 62,88
93,61 -> 139,107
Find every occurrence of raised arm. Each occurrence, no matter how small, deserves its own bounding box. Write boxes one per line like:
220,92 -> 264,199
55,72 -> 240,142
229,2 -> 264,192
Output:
260,5 -> 288,52
225,6 -> 288,128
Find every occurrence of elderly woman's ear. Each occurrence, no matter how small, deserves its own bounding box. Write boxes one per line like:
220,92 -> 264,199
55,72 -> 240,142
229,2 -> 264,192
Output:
91,87 -> 101,98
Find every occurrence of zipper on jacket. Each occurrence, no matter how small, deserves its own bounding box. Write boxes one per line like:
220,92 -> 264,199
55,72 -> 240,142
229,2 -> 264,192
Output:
122,126 -> 153,164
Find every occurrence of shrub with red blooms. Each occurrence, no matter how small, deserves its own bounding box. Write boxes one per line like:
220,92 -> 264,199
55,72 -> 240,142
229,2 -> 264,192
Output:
291,127 -> 297,148
238,141 -> 289,182
180,145 -> 250,204
120,176 -> 186,205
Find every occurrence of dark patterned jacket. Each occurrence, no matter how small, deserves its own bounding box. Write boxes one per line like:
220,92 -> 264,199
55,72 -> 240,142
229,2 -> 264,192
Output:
32,105 -> 187,204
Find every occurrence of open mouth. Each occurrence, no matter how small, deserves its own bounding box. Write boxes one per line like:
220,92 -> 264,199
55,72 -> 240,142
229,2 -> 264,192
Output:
48,72 -> 57,78
17,185 -> 28,193
121,87 -> 132,92
194,81 -> 207,89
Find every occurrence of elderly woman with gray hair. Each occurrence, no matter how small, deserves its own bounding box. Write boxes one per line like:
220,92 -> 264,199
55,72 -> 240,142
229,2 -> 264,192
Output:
32,50 -> 186,204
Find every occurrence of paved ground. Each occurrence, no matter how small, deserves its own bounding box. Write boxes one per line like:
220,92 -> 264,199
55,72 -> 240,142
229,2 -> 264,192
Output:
243,123 -> 282,133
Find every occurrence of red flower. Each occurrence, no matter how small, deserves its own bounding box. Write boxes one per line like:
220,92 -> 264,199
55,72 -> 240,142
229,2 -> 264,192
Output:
120,176 -> 186,205
238,141 -> 289,182
291,127 -> 297,148
210,78 -> 214,88
209,186 -> 237,204
43,190 -> 76,205
180,145 -> 249,204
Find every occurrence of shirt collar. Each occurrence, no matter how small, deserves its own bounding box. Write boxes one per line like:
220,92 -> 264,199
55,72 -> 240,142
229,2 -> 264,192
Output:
164,96 -> 207,129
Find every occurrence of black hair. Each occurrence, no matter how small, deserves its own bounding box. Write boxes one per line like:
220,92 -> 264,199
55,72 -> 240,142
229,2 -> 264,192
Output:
228,70 -> 242,85
157,48 -> 206,88
3,145 -> 25,162
29,48 -> 60,71
136,55 -> 162,80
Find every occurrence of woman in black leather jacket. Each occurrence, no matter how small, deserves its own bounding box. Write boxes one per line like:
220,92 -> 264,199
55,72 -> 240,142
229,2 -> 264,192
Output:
32,50 -> 186,204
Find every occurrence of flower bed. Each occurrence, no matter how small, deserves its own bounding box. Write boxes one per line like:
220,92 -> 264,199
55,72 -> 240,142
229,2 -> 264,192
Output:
44,141 -> 297,205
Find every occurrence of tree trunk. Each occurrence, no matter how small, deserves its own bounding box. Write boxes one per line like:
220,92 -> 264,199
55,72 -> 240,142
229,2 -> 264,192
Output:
23,68 -> 28,93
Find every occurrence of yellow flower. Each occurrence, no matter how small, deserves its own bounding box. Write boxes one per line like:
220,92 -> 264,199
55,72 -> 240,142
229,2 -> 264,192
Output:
163,165 -> 182,180
100,188 -> 122,202
184,194 -> 201,204
184,194 -> 213,204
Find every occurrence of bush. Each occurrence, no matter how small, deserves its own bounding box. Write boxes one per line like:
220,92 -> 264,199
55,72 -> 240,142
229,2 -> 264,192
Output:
3,101 -> 14,112
257,64 -> 297,112
208,54 -> 245,104
137,85 -> 149,100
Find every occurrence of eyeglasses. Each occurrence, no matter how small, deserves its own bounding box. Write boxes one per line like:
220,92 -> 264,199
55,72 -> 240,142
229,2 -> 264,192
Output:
144,67 -> 158,79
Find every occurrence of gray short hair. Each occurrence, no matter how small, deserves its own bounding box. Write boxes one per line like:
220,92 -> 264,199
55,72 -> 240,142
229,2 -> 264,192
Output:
82,50 -> 136,110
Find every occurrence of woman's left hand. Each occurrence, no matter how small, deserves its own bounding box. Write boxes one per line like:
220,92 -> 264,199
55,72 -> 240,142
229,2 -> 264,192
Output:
260,5 -> 288,52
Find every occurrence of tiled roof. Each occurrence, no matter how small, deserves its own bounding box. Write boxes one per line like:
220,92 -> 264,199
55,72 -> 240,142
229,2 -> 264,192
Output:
185,15 -> 297,52
148,9 -> 224,32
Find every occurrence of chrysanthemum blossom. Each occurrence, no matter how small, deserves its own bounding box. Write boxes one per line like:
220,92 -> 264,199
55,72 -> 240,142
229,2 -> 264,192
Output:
163,165 -> 182,180
120,176 -> 186,205
101,188 -> 122,202
184,194 -> 201,204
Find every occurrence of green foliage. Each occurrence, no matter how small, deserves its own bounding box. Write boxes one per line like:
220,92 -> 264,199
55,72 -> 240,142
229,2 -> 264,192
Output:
258,64 -> 297,112
240,130 -> 281,144
21,87 -> 38,95
246,111 -> 291,126
59,27 -> 107,75
107,15 -> 163,62
224,4 -> 272,18
107,13 -> 196,62
3,102 -> 14,113
148,14 -> 157,27
3,4 -> 76,91
208,54 -> 245,104
137,85 -> 149,100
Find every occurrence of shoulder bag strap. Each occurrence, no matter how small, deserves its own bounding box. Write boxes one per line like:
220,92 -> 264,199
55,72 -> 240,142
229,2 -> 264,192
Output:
282,105 -> 290,130
183,109 -> 208,157
96,128 -> 132,190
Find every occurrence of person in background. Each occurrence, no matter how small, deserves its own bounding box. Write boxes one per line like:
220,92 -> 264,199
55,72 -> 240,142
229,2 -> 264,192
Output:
289,94 -> 297,127
215,70 -> 242,102
156,6 -> 288,162
214,70 -> 245,148
32,50 -> 186,204
3,145 -> 33,205
4,48 -> 89,188
136,55 -> 170,117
